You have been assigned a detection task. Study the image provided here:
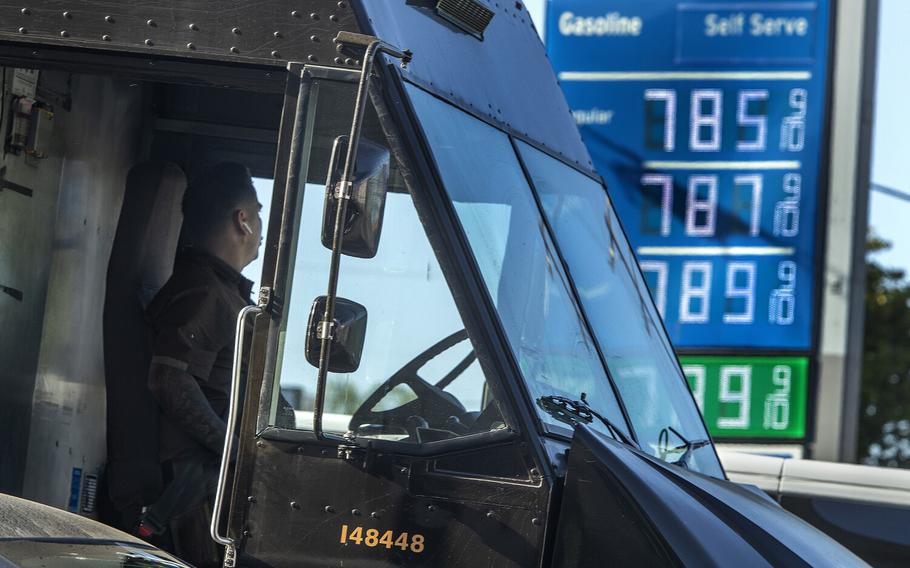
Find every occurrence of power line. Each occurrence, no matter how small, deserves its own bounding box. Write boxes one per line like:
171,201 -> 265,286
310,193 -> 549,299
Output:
872,183 -> 910,203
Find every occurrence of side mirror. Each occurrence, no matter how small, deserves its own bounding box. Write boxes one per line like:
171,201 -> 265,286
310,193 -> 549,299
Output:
321,135 -> 391,259
305,295 -> 368,373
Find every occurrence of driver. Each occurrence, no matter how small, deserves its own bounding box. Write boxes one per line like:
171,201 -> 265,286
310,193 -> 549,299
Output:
137,163 -> 290,565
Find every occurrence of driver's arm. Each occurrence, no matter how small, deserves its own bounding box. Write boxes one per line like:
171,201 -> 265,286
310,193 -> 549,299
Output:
147,286 -> 234,456
148,359 -> 228,455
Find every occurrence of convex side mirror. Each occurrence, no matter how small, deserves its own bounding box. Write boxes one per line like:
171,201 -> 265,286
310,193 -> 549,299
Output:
305,295 -> 367,373
321,135 -> 391,258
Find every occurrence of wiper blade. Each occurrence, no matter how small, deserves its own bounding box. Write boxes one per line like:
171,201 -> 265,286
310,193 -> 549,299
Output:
658,426 -> 711,469
537,394 -> 638,449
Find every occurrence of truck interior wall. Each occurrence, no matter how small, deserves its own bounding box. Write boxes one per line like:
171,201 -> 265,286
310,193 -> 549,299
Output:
0,69 -> 147,506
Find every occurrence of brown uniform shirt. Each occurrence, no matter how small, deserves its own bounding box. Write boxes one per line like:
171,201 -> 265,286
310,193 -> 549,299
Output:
146,249 -> 253,462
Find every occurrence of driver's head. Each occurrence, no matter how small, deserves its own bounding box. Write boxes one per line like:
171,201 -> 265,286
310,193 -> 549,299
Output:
182,162 -> 263,270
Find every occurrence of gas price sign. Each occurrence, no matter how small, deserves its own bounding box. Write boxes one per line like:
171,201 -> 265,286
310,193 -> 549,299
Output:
680,355 -> 808,439
546,0 -> 830,351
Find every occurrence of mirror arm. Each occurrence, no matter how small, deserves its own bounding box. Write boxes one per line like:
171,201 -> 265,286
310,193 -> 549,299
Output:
313,36 -> 411,443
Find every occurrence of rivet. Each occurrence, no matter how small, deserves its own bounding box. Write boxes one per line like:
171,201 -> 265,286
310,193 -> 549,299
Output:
338,0 -> 347,7
334,57 -> 343,64
351,508 -> 361,516
59,30 -> 68,37
307,54 -> 317,62
532,517 -> 542,526
290,501 -> 300,509
324,505 -> 335,513
105,15 -> 114,23
18,27 -> 27,34
232,27 -> 240,35
370,511 -> 382,519
310,34 -> 318,42
256,440 -> 265,447
273,30 -> 282,38
486,511 -> 496,519
102,34 -> 111,41
186,42 -> 195,49
147,19 -> 156,27
336,43 -> 344,52
330,14 -> 338,22
309,12 -> 319,19
344,57 -> 354,65
63,11 -> 72,18
20,8 -> 29,15
189,23 -> 198,31
271,50 -> 280,58
247,496 -> 256,503
144,39 -> 153,46
354,59 -> 360,65
530,468 -> 540,477
291,10 -> 301,17
230,46 -> 239,54
242,530 -> 251,537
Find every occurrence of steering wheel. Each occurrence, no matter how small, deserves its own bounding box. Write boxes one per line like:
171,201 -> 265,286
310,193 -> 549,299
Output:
349,330 -> 476,441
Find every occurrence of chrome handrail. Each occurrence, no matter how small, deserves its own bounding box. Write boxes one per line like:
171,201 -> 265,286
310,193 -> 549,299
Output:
211,304 -> 262,550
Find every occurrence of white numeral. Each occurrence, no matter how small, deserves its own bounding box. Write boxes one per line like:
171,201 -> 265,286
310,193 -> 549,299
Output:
724,262 -> 756,324
645,89 -> 677,152
737,90 -> 769,151
718,366 -> 751,430
773,173 -> 801,237
686,175 -> 718,236
683,365 -> 706,411
763,365 -> 792,430
734,174 -> 763,237
780,88 -> 807,152
640,260 -> 668,318
641,174 -> 674,236
769,261 -> 797,325
690,89 -> 722,152
680,261 -> 712,323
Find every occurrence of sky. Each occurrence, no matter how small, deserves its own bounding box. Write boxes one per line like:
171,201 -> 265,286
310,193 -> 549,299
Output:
867,0 -> 910,276
523,0 -> 910,280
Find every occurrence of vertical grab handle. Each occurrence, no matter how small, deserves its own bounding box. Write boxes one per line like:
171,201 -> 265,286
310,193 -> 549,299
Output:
211,304 -> 262,550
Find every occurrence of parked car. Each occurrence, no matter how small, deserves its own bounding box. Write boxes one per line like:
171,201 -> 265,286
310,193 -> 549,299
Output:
0,492 -> 189,567
719,449 -> 910,567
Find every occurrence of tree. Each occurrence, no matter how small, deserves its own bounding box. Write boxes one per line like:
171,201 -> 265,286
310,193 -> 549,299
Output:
858,235 -> 910,467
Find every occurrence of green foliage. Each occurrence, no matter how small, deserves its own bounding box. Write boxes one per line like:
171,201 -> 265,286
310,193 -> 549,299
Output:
858,235 -> 910,467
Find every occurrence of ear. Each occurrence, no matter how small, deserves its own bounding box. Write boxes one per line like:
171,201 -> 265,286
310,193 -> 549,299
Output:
234,208 -> 250,234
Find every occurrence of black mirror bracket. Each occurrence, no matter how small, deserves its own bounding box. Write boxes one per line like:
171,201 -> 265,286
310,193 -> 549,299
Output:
312,35 -> 412,444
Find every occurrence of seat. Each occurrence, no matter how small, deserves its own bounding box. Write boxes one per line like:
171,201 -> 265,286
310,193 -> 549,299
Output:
102,162 -> 186,529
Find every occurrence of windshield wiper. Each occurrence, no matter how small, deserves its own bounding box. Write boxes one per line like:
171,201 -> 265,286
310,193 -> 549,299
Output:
658,426 -> 711,469
537,394 -> 638,449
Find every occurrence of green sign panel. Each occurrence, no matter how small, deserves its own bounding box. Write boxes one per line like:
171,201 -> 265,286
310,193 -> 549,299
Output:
679,356 -> 808,439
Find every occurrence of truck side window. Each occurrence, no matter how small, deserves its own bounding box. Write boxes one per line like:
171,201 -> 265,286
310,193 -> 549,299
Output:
270,80 -> 505,445
515,141 -> 723,476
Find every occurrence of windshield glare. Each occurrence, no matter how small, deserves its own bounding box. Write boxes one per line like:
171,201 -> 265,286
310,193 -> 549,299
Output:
406,84 -> 631,441
517,141 -> 722,476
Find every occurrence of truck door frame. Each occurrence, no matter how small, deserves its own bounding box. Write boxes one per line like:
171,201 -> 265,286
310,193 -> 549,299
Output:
220,61 -> 561,566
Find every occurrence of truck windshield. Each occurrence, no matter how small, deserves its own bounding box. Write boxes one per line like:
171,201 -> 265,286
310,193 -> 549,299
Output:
407,84 -> 722,476
405,84 -> 631,443
516,140 -> 722,476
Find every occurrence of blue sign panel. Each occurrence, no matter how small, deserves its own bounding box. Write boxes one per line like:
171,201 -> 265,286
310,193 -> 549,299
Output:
546,1 -> 830,350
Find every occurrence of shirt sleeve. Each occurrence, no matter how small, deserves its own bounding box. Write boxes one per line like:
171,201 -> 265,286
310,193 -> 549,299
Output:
148,286 -> 233,382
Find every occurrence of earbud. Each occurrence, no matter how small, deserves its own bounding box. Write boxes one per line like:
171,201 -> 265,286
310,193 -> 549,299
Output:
241,221 -> 254,235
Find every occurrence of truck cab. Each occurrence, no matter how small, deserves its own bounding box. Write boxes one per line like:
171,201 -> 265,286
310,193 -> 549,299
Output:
0,1 -> 866,566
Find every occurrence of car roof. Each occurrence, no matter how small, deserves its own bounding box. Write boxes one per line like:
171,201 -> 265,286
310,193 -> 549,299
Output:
718,450 -> 910,507
0,492 -> 143,543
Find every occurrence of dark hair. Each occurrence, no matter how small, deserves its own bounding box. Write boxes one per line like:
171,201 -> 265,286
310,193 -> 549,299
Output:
181,162 -> 256,245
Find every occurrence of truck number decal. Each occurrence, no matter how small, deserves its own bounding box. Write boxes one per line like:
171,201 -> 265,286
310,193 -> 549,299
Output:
340,524 -> 425,553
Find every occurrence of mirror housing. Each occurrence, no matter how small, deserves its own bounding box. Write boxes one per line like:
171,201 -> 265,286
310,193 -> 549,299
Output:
321,135 -> 391,259
305,295 -> 368,373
